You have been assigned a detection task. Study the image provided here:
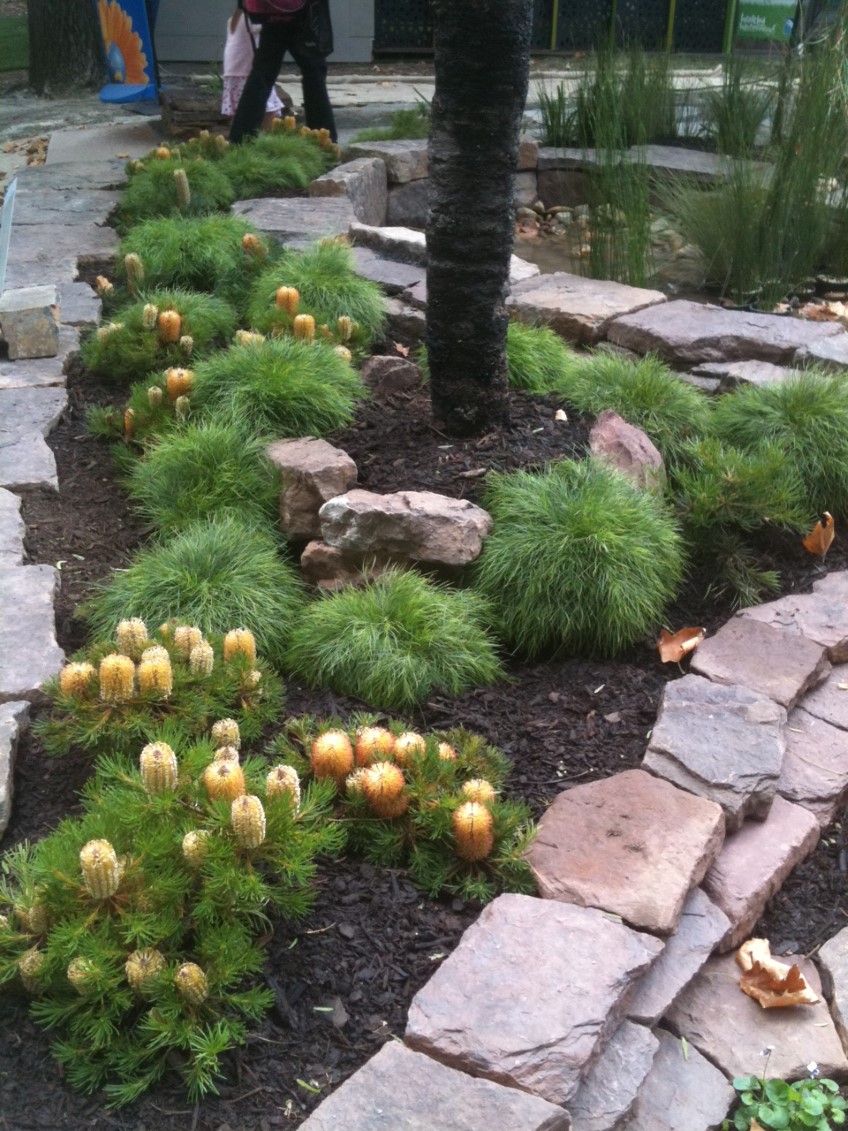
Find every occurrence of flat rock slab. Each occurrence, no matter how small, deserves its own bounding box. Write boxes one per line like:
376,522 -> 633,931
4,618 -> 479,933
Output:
12,161 -> 128,193
6,220 -> 118,267
643,674 -> 786,832
350,223 -> 427,265
345,140 -> 429,183
508,272 -> 667,346
796,334 -> 848,371
618,1027 -> 736,1131
526,769 -> 725,935
0,489 -> 25,565
690,616 -> 830,710
739,579 -> 848,663
568,1020 -> 658,1131
299,1041 -> 571,1131
0,700 -> 30,839
701,794 -> 820,951
2,256 -> 80,290
607,300 -> 846,366
0,386 -> 67,490
692,359 -> 796,388
233,197 -> 358,242
666,953 -> 848,1083
405,893 -> 663,1105
57,281 -> 102,329
45,121 -> 160,166
798,665 -> 848,732
0,564 -> 64,703
778,706 -> 848,825
12,188 -> 122,225
0,325 -> 80,393
817,926 -> 848,1053
628,888 -> 731,1026
309,157 -> 387,227
350,245 -> 425,294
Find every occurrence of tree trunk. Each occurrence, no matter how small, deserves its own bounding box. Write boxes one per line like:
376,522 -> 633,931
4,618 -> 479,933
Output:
426,0 -> 532,436
28,0 -> 105,95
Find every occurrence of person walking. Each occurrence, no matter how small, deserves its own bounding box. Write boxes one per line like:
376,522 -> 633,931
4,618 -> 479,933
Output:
222,8 -> 284,132
229,0 -> 337,144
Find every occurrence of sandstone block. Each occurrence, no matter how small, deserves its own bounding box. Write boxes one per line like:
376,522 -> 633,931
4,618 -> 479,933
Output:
778,706 -> 848,825
309,157 -> 387,227
386,178 -> 429,228
350,222 -> 427,265
796,334 -> 848,372
299,540 -> 396,590
643,674 -> 786,832
701,795 -> 820,951
267,437 -> 358,539
0,564 -> 64,703
0,386 -> 67,490
508,272 -> 666,346
0,285 -> 60,360
568,1020 -> 658,1131
405,893 -> 662,1105
349,246 -> 424,295
0,325 -> 78,391
383,296 -> 426,339
345,140 -> 428,183
588,410 -> 664,490
359,354 -> 423,397
817,926 -> 848,1053
319,489 -> 492,567
795,664 -> 848,732
690,616 -> 830,710
518,136 -> 540,171
525,769 -> 725,935
0,700 -> 30,839
0,489 -> 25,565
691,359 -> 795,388
739,574 -> 848,662
233,196 -> 358,242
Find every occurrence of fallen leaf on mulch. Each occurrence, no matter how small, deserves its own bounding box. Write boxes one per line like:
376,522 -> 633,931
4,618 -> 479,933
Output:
736,937 -> 819,1009
657,626 -> 705,663
803,512 -> 835,557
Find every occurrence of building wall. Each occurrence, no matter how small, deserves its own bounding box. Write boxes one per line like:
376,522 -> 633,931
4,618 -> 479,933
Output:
154,0 -> 374,63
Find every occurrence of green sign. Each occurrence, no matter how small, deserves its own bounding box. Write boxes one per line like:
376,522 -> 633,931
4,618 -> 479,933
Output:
737,0 -> 797,40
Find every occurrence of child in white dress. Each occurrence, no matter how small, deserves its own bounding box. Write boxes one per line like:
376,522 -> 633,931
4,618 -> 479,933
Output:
222,9 -> 284,130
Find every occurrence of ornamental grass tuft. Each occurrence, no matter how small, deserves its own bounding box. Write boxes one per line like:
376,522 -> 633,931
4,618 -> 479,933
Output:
474,459 -> 684,658
218,130 -> 333,198
285,567 -> 503,710
114,157 -> 235,233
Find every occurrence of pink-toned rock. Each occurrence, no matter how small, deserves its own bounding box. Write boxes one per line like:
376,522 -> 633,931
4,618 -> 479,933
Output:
319,489 -> 492,567
405,893 -> 663,1105
518,136 -> 540,171
298,1041 -> 571,1131
588,410 -> 664,490
525,769 -> 725,935
798,664 -> 848,732
299,540 -> 396,590
701,795 -> 820,951
739,574 -> 848,662
817,926 -> 848,1054
507,272 -> 667,345
359,354 -> 423,397
690,616 -> 830,710
778,706 -> 848,825
267,437 -> 357,539
665,953 -> 848,1083
618,1027 -> 735,1131
568,1020 -> 658,1131
627,888 -> 731,1026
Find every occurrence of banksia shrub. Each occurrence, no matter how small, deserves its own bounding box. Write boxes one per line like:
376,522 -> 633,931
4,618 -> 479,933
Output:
293,312 -> 316,341
67,956 -> 97,995
137,652 -> 173,698
165,366 -> 194,400
190,640 -> 215,676
214,744 -> 240,765
157,308 -> 182,344
113,155 -> 235,233
174,624 -> 203,659
461,778 -> 497,804
117,618 -> 149,657
218,129 -> 333,199
18,948 -> 46,993
140,741 -> 178,795
231,795 -> 266,849
393,731 -> 427,766
173,167 -> 191,209
181,830 -> 209,868
275,285 -> 299,315
80,840 -> 121,900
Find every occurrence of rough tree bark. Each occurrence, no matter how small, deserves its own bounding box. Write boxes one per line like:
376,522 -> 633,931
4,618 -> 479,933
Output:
425,0 -> 533,436
28,0 -> 105,95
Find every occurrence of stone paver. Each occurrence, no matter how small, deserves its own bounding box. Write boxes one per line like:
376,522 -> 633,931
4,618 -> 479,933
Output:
309,157 -> 388,227
607,300 -> 847,366
627,888 -> 731,1026
351,222 -> 427,265
0,325 -> 77,390
508,272 -> 667,346
232,196 -> 359,242
796,334 -> 848,372
0,700 -> 30,839
817,927 -> 848,1054
701,795 -> 820,951
690,616 -> 830,710
800,664 -> 848,733
57,281 -> 101,328
0,285 -> 59,360
0,564 -> 64,703
345,140 -> 428,183
643,674 -> 786,832
568,1020 -> 658,1131
526,769 -> 725,935
691,358 -> 796,388
349,245 -> 425,294
778,706 -> 848,825
12,161 -> 128,193
6,220 -> 118,269
618,1027 -> 736,1131
298,1041 -> 571,1131
267,437 -> 358,539
405,893 -> 663,1105
739,574 -> 848,662
12,188 -> 122,226
0,386 -> 67,490
0,489 -> 25,566
666,953 -> 848,1083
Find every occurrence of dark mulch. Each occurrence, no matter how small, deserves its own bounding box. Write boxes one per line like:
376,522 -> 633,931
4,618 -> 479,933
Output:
1,346 -> 846,1128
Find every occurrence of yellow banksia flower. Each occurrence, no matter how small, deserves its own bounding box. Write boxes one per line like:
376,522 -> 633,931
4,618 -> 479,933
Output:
148,384 -> 164,408
116,617 -> 148,659
283,115 -> 297,131
452,801 -> 494,862
236,329 -> 264,346
99,653 -> 135,703
189,640 -> 214,676
95,275 -> 114,297
461,779 -> 497,805
124,252 -> 145,292
179,334 -> 194,355
174,167 -> 191,208
438,742 -> 458,762
214,134 -> 228,151
140,645 -> 169,664
173,624 -> 203,659
223,628 -> 256,665
126,947 -> 166,994
361,762 -> 408,819
174,394 -> 190,419
319,323 -> 332,340
242,232 -> 264,259
345,767 -> 368,796
59,661 -> 96,698
141,302 -> 159,330
124,407 -> 136,439
266,764 -> 301,809
140,741 -> 178,795
316,128 -> 331,147
242,669 -> 262,695
393,731 -> 427,766
175,962 -> 208,1006
337,316 -> 353,342
310,730 -> 354,783
334,345 -> 352,364
203,760 -> 246,802
293,313 -> 315,341
80,839 -> 121,900
182,830 -> 210,868
138,653 -> 173,699
154,145 -> 171,159
165,366 -> 194,401
355,726 -> 396,767
231,794 -> 266,849
19,902 -> 49,935
274,286 -> 300,315
213,744 -> 239,765
67,957 -> 97,995
158,309 -> 182,343
211,718 -> 240,749
19,948 -> 46,993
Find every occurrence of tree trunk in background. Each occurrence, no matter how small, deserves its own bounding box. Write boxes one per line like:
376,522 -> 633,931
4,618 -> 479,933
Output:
28,0 -> 105,94
426,0 -> 533,436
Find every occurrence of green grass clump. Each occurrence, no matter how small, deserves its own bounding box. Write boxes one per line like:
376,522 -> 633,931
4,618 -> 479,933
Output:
353,105 -> 430,142
285,568 -> 503,710
114,158 -> 235,233
192,336 -> 364,437
475,460 -> 684,658
80,290 -> 237,384
246,241 -> 385,348
115,216 -> 271,307
712,371 -> 848,516
218,130 -> 333,198
126,422 -> 280,534
84,516 -> 304,669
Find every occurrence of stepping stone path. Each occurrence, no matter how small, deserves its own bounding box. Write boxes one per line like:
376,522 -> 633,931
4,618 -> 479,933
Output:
8,134 -> 848,1129
508,271 -> 666,345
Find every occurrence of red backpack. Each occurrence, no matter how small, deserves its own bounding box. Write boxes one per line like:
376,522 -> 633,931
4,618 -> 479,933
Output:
240,0 -> 306,19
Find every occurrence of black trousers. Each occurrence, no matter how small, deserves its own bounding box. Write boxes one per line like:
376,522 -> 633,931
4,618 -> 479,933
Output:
229,17 -> 337,144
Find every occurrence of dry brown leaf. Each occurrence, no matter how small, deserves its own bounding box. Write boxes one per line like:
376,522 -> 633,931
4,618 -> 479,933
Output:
803,512 -> 835,557
736,938 -> 819,1009
657,626 -> 705,664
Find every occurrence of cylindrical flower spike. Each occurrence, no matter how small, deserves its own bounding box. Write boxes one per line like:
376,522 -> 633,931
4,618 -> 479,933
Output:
452,801 -> 494,862
393,731 -> 427,767
174,394 -> 190,420
241,232 -> 264,259
137,653 -> 173,699
148,384 -> 164,408
211,718 -> 240,749
438,742 -> 458,762
336,316 -> 353,342
236,329 -> 264,346
165,366 -> 194,401
345,767 -> 368,796
142,302 -> 159,330
461,779 -> 497,805
310,730 -> 354,783
266,764 -> 301,809
124,407 -> 136,440
179,334 -> 194,355
117,617 -> 149,659
19,948 -> 46,993
158,309 -> 182,344
95,275 -> 114,297
274,286 -> 300,315
59,661 -> 97,698
355,726 -> 396,767
124,252 -> 145,293
67,957 -> 97,995
319,324 -> 332,340
99,653 -> 136,704
154,146 -> 171,159
140,645 -> 169,664
361,762 -> 408,818
334,345 -> 352,364
19,902 -> 49,935
140,741 -> 178,795
173,624 -> 203,659
203,760 -> 246,802
80,839 -> 121,900
174,167 -> 191,209
214,134 -> 228,151
231,794 -> 266,849
283,115 -> 297,130
182,830 -> 210,868
175,962 -> 208,1006
213,744 -> 240,765
293,313 -> 315,341
125,947 -> 166,994
189,640 -> 214,676
223,628 -> 257,666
